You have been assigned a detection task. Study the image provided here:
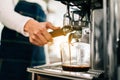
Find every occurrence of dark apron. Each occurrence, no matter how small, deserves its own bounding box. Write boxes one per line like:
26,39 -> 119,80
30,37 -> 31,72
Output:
0,1 -> 46,80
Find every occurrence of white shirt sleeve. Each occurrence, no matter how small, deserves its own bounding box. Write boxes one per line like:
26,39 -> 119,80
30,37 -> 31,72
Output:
0,0 -> 32,36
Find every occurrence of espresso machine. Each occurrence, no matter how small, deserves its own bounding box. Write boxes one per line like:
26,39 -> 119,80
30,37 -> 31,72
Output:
27,0 -> 120,80
58,0 -> 120,80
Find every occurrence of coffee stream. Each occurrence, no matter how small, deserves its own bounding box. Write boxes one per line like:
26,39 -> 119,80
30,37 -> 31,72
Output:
68,33 -> 73,65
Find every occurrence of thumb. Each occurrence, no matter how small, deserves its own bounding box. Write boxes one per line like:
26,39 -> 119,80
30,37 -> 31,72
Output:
47,22 -> 60,30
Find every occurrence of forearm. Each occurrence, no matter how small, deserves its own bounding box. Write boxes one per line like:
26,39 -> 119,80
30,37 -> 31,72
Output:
0,0 -> 32,36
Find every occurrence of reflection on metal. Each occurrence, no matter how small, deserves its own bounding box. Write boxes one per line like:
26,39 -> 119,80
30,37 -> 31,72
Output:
107,0 -> 118,80
27,63 -> 104,80
103,0 -> 108,79
90,10 -> 95,70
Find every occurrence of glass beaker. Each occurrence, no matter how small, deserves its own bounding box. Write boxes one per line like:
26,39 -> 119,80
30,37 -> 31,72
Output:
60,42 -> 90,72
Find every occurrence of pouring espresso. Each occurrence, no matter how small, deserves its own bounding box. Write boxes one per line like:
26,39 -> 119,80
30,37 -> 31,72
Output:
60,31 -> 90,72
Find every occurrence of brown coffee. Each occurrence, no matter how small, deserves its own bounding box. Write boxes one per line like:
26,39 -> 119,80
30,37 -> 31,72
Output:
62,65 -> 90,72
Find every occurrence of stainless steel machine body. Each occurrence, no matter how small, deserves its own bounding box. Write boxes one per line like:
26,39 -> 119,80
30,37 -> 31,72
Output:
57,0 -> 120,80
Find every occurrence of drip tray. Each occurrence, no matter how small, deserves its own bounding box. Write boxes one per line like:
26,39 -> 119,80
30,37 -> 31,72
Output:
27,63 -> 104,80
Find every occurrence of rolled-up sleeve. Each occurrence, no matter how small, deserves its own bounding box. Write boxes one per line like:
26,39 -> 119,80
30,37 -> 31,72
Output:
0,0 -> 32,36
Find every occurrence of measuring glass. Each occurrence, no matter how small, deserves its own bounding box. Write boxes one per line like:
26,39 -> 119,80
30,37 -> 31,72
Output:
60,42 -> 90,72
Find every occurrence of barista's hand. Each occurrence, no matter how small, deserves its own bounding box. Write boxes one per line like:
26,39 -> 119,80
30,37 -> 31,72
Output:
24,19 -> 59,46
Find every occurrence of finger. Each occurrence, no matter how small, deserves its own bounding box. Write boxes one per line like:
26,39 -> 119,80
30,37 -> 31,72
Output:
41,30 -> 53,41
29,33 -> 47,46
35,33 -> 48,44
29,37 -> 43,46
